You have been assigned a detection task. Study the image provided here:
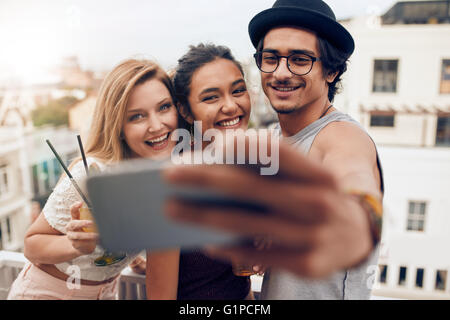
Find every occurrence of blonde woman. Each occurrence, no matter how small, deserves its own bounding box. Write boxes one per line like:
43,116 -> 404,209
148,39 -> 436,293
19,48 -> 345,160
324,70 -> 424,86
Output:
8,59 -> 183,300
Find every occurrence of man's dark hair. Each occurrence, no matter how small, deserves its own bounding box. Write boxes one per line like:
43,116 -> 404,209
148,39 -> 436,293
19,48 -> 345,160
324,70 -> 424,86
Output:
173,43 -> 244,112
256,34 -> 350,102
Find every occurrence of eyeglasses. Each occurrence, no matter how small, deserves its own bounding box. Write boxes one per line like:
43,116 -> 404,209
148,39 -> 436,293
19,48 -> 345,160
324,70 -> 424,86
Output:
253,51 -> 320,76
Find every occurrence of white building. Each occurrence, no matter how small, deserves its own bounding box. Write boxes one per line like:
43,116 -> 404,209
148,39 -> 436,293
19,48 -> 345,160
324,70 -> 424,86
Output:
25,126 -> 80,207
0,127 -> 32,252
336,0 -> 450,299
374,146 -> 450,299
0,78 -> 81,252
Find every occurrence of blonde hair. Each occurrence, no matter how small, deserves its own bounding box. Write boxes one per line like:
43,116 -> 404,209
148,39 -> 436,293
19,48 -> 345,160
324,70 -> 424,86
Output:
85,59 -> 176,163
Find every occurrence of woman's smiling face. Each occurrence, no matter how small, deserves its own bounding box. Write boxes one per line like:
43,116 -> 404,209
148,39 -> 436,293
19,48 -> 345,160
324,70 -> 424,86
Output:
186,58 -> 251,133
122,79 -> 178,160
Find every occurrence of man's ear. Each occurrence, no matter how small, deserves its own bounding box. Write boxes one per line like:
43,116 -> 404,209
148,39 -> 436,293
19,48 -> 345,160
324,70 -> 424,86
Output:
326,71 -> 339,84
177,102 -> 194,124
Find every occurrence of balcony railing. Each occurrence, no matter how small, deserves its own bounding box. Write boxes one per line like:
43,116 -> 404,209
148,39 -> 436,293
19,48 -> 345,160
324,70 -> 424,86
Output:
0,251 -> 27,299
0,250 -> 263,300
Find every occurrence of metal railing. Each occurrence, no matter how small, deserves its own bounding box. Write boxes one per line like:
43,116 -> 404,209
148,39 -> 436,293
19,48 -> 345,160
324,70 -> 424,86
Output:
0,250 -> 263,300
0,251 -> 27,300
0,250 -> 149,300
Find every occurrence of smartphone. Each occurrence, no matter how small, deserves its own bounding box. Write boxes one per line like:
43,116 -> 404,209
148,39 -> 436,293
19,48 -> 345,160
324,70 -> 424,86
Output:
85,159 -> 265,252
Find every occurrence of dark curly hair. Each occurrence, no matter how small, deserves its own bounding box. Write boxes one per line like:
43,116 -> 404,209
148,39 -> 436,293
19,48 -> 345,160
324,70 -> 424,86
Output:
173,43 -> 244,113
316,36 -> 350,102
256,35 -> 351,102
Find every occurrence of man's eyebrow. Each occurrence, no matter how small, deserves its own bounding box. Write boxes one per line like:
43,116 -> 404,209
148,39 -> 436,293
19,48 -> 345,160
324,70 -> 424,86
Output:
262,48 -> 317,56
291,49 -> 317,56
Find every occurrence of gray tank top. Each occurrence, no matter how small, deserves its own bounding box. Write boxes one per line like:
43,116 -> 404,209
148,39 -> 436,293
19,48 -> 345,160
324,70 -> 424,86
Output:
260,110 -> 383,300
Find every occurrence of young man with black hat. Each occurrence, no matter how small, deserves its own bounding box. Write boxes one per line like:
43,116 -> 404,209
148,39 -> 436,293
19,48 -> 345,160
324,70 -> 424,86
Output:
164,0 -> 383,300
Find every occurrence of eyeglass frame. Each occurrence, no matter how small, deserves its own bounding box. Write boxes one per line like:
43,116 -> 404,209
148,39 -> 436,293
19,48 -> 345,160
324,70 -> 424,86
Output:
253,51 -> 321,76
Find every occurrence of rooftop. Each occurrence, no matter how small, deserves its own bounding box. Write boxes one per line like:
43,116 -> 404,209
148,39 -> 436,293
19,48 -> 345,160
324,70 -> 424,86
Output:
382,0 -> 450,25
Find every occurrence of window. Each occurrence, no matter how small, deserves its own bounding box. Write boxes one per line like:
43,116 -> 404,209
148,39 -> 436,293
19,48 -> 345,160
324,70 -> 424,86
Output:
32,158 -> 67,197
435,270 -> 447,291
416,268 -> 425,288
440,59 -> 450,94
398,266 -> 407,286
373,59 -> 399,93
370,112 -> 395,127
379,265 -> 388,284
0,216 -> 13,250
42,161 -> 50,192
32,164 -> 40,196
0,164 -> 11,200
436,114 -> 450,147
53,158 -> 62,184
407,201 -> 427,232
65,151 -> 79,165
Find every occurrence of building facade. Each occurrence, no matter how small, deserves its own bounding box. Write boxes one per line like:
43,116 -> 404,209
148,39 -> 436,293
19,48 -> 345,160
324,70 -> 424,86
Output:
0,72 -> 83,252
336,1 -> 450,299
0,127 -> 31,251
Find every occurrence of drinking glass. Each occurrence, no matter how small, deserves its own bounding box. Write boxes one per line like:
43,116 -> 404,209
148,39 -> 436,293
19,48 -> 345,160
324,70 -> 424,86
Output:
79,203 -> 127,266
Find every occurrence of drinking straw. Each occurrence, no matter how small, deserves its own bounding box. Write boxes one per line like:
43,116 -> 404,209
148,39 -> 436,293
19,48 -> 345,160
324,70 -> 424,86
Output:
77,135 -> 89,176
46,139 -> 92,208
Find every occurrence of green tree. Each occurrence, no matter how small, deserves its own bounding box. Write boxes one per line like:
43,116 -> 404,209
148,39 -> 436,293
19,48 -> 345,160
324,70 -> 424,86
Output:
31,96 -> 79,127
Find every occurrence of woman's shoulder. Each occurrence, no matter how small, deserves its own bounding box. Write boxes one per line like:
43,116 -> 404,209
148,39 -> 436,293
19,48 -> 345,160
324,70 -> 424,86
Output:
68,156 -> 107,177
86,156 -> 108,171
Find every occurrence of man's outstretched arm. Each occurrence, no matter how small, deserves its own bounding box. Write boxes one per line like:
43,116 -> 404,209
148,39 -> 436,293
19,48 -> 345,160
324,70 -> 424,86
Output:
163,131 -> 382,278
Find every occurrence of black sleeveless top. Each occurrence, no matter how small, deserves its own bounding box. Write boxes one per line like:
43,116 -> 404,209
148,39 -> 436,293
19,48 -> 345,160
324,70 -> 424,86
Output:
177,249 -> 250,300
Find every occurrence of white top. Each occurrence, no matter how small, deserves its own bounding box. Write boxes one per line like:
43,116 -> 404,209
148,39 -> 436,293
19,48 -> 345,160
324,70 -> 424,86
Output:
42,157 -> 139,281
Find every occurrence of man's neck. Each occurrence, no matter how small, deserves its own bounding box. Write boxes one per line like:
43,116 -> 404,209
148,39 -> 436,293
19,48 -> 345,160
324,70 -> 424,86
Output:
277,98 -> 332,137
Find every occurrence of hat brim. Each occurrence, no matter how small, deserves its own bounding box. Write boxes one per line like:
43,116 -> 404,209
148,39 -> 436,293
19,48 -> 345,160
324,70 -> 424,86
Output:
249,7 -> 355,55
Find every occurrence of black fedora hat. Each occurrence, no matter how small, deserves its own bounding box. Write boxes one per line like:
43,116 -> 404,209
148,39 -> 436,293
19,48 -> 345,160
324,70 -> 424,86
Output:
249,0 -> 355,55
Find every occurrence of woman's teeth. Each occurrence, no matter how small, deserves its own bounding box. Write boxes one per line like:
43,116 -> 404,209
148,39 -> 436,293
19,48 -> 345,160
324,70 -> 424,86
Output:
146,133 -> 169,145
217,117 -> 240,127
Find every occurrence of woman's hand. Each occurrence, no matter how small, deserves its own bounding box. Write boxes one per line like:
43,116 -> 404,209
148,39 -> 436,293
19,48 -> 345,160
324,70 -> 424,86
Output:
66,202 -> 99,256
129,255 -> 146,275
252,236 -> 271,275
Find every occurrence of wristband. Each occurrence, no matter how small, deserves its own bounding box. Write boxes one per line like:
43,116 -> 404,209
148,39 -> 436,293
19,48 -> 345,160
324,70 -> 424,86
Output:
347,190 -> 383,247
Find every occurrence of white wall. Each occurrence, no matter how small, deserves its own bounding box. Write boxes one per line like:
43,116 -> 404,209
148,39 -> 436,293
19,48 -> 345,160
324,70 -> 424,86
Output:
374,146 -> 450,299
363,113 -> 433,146
0,128 -> 31,251
338,17 -> 450,118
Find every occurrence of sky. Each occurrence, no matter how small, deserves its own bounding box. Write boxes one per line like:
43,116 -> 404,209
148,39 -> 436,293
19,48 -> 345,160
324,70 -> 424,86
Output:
0,0 -> 397,82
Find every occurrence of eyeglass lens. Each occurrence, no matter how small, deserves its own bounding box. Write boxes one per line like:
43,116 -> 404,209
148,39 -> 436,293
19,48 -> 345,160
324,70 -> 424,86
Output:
256,52 -> 314,76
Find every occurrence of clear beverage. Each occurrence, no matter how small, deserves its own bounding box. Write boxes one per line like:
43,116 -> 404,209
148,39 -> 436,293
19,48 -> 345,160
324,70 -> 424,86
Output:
79,203 -> 126,266
232,235 -> 271,276
79,205 -> 98,233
